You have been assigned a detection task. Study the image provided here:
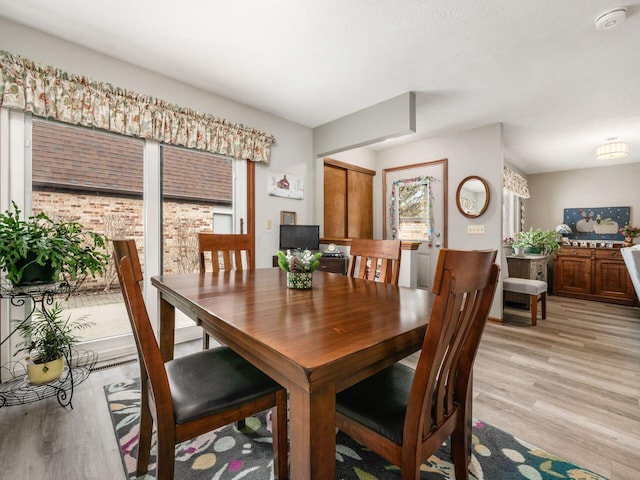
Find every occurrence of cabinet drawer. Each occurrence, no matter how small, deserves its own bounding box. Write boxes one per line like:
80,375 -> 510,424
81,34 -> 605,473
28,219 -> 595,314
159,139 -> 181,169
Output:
595,249 -> 622,260
318,257 -> 347,274
558,247 -> 591,257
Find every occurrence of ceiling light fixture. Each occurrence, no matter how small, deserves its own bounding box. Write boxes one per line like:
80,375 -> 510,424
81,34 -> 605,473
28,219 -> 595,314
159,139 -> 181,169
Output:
595,7 -> 627,30
595,138 -> 630,159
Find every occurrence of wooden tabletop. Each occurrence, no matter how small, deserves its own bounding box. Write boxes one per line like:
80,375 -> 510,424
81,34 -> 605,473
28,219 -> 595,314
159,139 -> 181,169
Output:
152,268 -> 433,479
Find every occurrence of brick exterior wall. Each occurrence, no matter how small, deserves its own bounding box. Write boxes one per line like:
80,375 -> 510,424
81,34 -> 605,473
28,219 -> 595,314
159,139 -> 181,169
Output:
31,120 -> 233,293
33,192 -> 221,292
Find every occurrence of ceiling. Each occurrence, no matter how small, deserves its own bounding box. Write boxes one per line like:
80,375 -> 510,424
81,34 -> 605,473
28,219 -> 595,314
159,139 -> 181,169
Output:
1,0 -> 639,175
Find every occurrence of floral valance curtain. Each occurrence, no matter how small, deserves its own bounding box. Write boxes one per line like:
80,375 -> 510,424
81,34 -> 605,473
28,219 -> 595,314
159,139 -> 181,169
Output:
389,176 -> 435,240
503,166 -> 530,198
0,50 -> 275,164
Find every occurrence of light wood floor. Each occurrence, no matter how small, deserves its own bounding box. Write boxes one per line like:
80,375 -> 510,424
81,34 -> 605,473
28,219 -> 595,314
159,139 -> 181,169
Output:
0,296 -> 638,479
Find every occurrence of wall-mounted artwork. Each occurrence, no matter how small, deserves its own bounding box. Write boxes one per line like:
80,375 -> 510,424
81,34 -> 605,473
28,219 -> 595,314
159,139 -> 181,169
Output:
563,206 -> 629,241
268,171 -> 304,199
280,211 -> 296,225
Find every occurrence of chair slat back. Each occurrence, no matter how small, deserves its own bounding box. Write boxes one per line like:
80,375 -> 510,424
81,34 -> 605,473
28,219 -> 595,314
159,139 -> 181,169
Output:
112,239 -> 174,424
198,233 -> 254,273
406,249 -> 499,442
347,239 -> 402,285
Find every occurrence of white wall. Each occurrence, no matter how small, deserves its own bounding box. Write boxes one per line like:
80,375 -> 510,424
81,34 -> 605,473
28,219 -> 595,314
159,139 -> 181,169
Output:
0,18 -> 314,268
526,163 -> 640,233
376,124 -> 503,248
323,124 -> 505,317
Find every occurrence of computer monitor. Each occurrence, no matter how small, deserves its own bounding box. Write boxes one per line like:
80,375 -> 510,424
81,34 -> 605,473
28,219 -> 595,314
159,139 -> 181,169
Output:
279,224 -> 320,251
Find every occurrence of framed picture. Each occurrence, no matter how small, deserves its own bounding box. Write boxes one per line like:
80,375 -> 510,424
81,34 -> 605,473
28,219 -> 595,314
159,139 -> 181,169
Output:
563,206 -> 629,241
280,211 -> 296,225
268,171 -> 304,199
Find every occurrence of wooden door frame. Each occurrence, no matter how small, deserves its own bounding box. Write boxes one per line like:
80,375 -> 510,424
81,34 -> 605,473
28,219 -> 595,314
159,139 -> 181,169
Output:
382,158 -> 448,247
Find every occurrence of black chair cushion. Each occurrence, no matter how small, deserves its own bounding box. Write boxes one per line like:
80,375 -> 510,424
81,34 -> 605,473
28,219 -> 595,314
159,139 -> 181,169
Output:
166,346 -> 281,424
336,363 -> 414,445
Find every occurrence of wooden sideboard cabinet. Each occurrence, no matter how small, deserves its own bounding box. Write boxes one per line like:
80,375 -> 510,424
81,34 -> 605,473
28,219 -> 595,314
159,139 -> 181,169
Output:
505,255 -> 548,308
553,246 -> 637,306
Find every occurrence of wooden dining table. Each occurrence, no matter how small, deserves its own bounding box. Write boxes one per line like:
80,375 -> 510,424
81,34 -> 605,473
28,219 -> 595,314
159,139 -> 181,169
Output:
151,267 -> 433,479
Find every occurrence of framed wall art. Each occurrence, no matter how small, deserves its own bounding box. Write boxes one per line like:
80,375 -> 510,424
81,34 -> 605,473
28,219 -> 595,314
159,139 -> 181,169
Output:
268,171 -> 304,199
280,211 -> 296,225
562,206 -> 629,241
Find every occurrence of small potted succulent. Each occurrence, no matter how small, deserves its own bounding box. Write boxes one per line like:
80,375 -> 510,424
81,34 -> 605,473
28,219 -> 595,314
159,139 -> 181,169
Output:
14,302 -> 94,384
277,249 -> 322,289
0,201 -> 109,286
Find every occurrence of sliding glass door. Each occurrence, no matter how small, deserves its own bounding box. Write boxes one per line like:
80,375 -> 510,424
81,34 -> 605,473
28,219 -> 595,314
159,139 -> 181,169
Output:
0,111 -> 248,367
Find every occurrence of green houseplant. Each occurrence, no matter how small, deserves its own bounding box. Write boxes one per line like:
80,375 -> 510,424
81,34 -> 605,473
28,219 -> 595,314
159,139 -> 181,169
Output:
0,202 -> 109,286
14,302 -> 94,384
513,228 -> 561,255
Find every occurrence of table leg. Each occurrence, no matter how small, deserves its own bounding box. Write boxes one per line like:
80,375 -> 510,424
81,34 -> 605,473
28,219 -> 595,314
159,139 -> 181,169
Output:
158,295 -> 176,361
288,383 -> 336,480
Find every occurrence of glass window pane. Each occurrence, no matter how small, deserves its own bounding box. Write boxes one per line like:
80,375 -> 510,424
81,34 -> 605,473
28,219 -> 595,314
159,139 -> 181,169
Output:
31,119 -> 144,343
161,145 -> 233,275
397,184 -> 429,240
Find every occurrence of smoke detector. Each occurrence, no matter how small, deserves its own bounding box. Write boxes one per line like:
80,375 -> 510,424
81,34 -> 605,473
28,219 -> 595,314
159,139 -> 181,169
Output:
595,8 -> 627,30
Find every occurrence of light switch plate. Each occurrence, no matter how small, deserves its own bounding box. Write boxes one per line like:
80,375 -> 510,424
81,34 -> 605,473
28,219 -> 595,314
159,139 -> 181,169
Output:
467,224 -> 485,234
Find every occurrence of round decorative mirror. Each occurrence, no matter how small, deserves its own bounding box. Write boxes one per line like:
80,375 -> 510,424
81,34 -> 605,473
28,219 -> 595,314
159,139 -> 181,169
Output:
456,176 -> 490,218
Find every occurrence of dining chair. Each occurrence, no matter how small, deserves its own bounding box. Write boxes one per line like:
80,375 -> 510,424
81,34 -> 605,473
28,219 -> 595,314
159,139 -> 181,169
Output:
112,239 -> 288,480
336,248 -> 499,480
198,232 -> 254,273
198,232 -> 254,348
347,238 -> 402,285
621,245 -> 640,302
502,251 -> 547,326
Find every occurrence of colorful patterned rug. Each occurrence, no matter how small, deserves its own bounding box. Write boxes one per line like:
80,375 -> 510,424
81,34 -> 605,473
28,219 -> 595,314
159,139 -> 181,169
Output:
105,379 -> 607,480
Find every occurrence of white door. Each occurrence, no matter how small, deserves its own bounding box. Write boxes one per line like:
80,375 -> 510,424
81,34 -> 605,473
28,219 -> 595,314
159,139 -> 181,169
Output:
383,159 -> 447,289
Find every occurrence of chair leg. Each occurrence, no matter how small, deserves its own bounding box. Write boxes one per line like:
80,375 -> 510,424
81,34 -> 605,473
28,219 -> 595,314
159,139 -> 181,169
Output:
271,390 -> 289,479
451,416 -> 471,480
541,292 -> 547,319
136,380 -> 153,477
530,294 -> 537,326
155,430 -> 176,480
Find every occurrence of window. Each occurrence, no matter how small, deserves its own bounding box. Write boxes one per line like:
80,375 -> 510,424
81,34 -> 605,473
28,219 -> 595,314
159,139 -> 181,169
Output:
1,111 -> 251,366
390,176 -> 435,241
161,145 -> 233,275
32,119 -> 144,346
397,183 -> 430,240
502,189 -> 521,241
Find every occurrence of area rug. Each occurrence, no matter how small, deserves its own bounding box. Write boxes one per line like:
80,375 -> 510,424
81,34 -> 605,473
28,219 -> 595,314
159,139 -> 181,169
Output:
105,379 -> 607,480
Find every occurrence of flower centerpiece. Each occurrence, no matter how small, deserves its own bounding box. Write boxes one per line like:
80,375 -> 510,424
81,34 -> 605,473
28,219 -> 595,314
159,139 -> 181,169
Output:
277,249 -> 322,289
619,224 -> 639,246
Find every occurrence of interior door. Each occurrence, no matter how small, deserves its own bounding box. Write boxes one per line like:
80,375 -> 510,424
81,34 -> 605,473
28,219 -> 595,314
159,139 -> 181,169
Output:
383,159 -> 447,289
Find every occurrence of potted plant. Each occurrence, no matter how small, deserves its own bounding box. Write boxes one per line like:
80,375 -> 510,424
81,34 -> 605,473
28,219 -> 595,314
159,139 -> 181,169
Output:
277,249 -> 322,289
619,224 -> 639,247
14,302 -> 94,384
0,202 -> 109,286
513,228 -> 561,255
